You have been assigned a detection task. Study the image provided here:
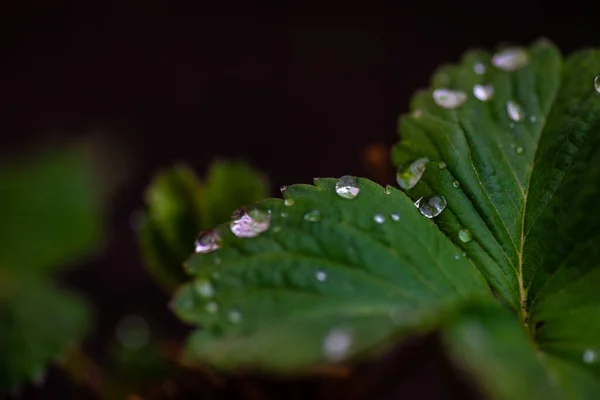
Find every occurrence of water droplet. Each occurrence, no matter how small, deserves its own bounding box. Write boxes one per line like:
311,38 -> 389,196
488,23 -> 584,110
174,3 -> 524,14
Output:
280,212 -> 288,218
115,314 -> 150,350
595,76 -> 600,93
335,175 -> 360,199
205,301 -> 219,313
322,328 -> 352,362
473,84 -> 494,101
529,115 -> 537,123
194,278 -> 214,298
390,213 -> 400,221
462,252 -> 467,257
228,309 -> 242,324
374,213 -> 385,224
506,101 -> 524,122
284,198 -> 294,207
396,157 -> 429,190
230,208 -> 271,238
415,195 -> 447,218
195,230 -> 220,253
304,209 -> 321,222
458,229 -> 472,243
474,63 -> 486,75
280,185 -> 287,192
384,185 -> 392,195
454,254 -> 460,260
583,349 -> 597,364
452,180 -> 461,188
432,88 -> 468,109
492,47 -> 529,71
515,146 -> 524,155
438,161 -> 447,169
315,270 -> 328,282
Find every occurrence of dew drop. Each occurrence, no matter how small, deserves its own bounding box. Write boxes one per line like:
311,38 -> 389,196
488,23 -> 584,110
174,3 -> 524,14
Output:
205,301 -> 219,313
529,115 -> 537,123
396,157 -> 429,190
335,175 -> 360,199
390,213 -> 400,221
454,254 -> 460,260
515,146 -> 524,155
315,270 -> 328,282
506,101 -> 525,122
473,84 -> 494,101
583,349 -> 597,364
438,161 -> 447,169
452,180 -> 461,188
304,209 -> 321,222
492,47 -> 529,71
194,278 -> 214,298
228,309 -> 242,324
474,63 -> 486,75
195,230 -> 220,253
284,198 -> 294,207
415,195 -> 447,218
230,208 -> 271,238
595,76 -> 600,93
458,229 -> 472,243
322,328 -> 352,362
374,213 -> 385,224
432,88 -> 468,109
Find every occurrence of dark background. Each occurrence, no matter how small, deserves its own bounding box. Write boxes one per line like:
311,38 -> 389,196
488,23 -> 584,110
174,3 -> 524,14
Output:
2,4 -> 599,399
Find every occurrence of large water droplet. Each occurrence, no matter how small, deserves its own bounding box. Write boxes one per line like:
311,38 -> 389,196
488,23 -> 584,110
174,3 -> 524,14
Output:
322,328 -> 352,362
492,47 -> 529,71
304,209 -> 321,222
374,213 -> 385,224
583,349 -> 597,364
506,101 -> 524,122
335,175 -> 360,199
415,195 -> 447,218
195,230 -> 220,253
230,208 -> 271,238
315,270 -> 328,282
194,278 -> 214,298
458,229 -> 472,243
390,213 -> 400,221
432,88 -> 468,109
473,84 -> 494,101
228,309 -> 242,324
205,301 -> 219,313
595,76 -> 600,93
515,146 -> 524,155
396,157 -> 429,190
474,63 -> 486,75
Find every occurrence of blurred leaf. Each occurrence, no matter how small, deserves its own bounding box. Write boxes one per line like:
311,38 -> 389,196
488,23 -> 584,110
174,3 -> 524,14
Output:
139,160 -> 268,292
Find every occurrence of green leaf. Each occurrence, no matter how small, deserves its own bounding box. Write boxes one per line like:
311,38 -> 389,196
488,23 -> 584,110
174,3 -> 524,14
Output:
392,41 -> 600,397
174,178 -> 490,370
139,160 -> 268,291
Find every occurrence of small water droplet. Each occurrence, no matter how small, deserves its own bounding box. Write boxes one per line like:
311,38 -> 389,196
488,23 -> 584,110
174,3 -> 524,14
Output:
506,101 -> 524,122
115,314 -> 150,350
474,63 -> 486,75
335,175 -> 360,199
529,115 -> 537,123
284,198 -> 294,207
438,161 -> 447,169
452,180 -> 461,188
432,88 -> 468,109
458,229 -> 472,243
205,301 -> 219,313
280,185 -> 287,192
228,309 -> 242,324
194,278 -> 214,298
396,157 -> 429,190
230,208 -> 271,238
594,76 -> 600,93
315,270 -> 328,282
195,230 -> 220,253
492,47 -> 529,71
473,84 -> 494,101
390,213 -> 400,221
462,252 -> 467,257
280,212 -> 288,218
322,328 -> 352,362
415,195 -> 447,218
454,254 -> 460,260
374,213 -> 385,224
515,146 -> 524,155
583,349 -> 597,364
304,209 -> 321,222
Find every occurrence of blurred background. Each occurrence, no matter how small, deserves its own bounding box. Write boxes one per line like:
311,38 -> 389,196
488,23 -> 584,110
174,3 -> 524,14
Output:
1,4 -> 599,399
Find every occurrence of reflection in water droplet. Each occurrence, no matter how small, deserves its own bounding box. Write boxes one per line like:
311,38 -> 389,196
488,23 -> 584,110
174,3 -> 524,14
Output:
583,349 -> 597,364
284,198 -> 294,207
452,180 -> 461,188
438,162 -> 447,169
473,84 -> 494,101
322,329 -> 352,362
374,213 -> 385,224
195,230 -> 220,253
230,208 -> 271,238
116,314 -> 150,350
506,101 -> 525,122
304,209 -> 321,222
415,195 -> 447,218
515,146 -> 524,155
454,254 -> 460,260
228,309 -> 242,324
315,270 -> 328,282
280,185 -> 287,192
335,175 -> 360,199
458,229 -> 473,243
390,213 -> 400,221
396,158 -> 429,190
432,88 -> 468,109
474,63 -> 486,75
492,47 -> 529,71
595,76 -> 600,93
206,302 -> 219,313
195,279 -> 214,298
